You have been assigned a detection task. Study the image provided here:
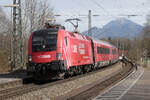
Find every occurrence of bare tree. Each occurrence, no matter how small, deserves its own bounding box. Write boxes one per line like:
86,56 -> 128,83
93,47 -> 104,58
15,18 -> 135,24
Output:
21,0 -> 54,67
0,6 -> 11,51
0,7 -> 12,72
0,0 -> 54,71
0,7 -> 11,34
22,0 -> 54,36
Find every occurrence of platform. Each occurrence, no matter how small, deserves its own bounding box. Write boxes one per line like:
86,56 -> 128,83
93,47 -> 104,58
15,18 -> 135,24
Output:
0,71 -> 31,91
93,66 -> 150,100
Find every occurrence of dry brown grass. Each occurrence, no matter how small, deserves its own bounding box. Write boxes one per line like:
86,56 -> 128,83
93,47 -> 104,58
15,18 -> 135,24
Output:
147,64 -> 150,70
0,50 -> 10,74
140,61 -> 150,70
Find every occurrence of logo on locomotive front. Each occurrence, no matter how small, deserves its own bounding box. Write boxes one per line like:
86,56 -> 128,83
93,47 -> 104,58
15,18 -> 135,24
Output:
38,55 -> 51,59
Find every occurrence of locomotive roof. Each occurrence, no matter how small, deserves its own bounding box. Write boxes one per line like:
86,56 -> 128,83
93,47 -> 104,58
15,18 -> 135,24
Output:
32,29 -> 116,49
68,31 -> 91,41
33,28 -> 59,35
92,38 -> 116,48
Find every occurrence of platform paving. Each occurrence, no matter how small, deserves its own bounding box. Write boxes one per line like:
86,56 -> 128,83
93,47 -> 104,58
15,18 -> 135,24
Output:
0,71 -> 30,90
93,66 -> 150,100
0,72 -> 27,83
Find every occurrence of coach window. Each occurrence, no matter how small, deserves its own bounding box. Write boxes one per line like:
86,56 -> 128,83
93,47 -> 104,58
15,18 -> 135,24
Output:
97,46 -> 110,54
64,37 -> 67,46
112,49 -> 117,54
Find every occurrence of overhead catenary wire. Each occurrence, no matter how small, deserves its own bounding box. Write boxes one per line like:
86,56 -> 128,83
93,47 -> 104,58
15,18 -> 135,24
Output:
53,0 -> 148,33
88,0 -> 110,16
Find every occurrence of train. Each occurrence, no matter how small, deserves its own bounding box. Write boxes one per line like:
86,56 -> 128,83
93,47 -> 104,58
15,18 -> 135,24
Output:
27,26 -> 118,80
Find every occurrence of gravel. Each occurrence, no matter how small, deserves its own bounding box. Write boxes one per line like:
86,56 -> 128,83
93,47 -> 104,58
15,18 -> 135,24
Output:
9,64 -> 122,100
0,79 -> 22,91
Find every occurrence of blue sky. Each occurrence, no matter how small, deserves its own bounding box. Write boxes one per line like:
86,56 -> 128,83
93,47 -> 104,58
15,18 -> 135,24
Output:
0,0 -> 150,32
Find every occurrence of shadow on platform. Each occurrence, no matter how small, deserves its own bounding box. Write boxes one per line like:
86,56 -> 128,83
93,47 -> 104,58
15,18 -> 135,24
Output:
0,69 -> 29,79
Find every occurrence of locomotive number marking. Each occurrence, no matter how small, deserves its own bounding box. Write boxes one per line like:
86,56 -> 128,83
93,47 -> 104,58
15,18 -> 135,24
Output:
83,56 -> 89,59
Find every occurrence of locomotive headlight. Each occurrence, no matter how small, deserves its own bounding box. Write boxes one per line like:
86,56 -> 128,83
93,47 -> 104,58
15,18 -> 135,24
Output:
28,55 -> 32,62
56,53 -> 61,60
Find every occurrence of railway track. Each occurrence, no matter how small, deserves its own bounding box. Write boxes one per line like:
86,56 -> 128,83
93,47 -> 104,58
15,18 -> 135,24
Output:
0,63 -> 122,100
64,61 -> 134,100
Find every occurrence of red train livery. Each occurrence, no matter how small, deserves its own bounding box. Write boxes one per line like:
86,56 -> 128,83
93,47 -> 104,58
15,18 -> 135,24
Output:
27,28 -> 118,79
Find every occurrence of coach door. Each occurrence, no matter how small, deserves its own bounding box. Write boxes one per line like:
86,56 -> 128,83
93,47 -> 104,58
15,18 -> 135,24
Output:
109,48 -> 112,63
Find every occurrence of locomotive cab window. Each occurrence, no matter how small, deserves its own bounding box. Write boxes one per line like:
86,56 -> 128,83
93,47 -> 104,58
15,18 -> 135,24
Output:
32,29 -> 58,52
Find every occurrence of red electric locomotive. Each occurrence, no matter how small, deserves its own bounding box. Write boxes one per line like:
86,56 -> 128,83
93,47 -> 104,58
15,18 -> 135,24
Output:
27,27 -> 118,79
27,28 -> 94,79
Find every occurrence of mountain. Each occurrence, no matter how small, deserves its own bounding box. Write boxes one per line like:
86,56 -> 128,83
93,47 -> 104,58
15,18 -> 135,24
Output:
82,18 -> 143,39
